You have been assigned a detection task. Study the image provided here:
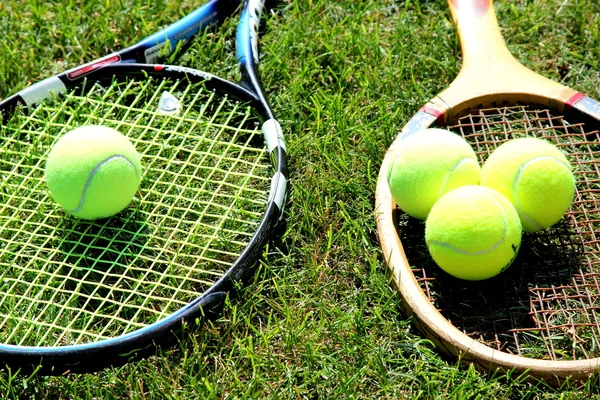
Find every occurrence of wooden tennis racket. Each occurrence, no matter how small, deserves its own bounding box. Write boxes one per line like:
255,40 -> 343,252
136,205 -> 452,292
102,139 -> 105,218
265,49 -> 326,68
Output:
376,0 -> 600,385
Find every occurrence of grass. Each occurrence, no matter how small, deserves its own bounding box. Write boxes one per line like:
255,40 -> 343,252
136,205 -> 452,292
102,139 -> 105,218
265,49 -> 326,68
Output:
1,0 -> 600,398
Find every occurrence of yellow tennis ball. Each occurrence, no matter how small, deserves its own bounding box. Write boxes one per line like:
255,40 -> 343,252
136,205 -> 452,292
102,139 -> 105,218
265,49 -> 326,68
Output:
480,137 -> 575,233
387,128 -> 480,220
425,185 -> 522,281
45,125 -> 142,220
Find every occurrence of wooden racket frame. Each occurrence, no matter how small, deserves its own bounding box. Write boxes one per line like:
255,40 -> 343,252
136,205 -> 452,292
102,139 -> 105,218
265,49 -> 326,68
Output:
376,0 -> 600,384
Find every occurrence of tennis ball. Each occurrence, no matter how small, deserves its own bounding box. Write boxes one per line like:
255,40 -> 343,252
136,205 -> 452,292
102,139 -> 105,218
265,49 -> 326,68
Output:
425,185 -> 522,281
387,128 -> 480,220
480,137 -> 575,232
45,125 -> 142,220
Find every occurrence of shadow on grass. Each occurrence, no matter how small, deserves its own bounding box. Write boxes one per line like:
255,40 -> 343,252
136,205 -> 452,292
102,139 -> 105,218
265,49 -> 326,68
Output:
395,209 -> 596,361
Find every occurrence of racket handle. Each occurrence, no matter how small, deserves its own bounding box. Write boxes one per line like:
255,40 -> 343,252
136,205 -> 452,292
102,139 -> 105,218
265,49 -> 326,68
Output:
423,0 -> 582,121
447,0 -> 515,70
449,0 -> 493,16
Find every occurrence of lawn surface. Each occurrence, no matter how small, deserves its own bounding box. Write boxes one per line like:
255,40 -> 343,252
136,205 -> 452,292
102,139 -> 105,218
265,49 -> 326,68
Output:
1,0 -> 600,398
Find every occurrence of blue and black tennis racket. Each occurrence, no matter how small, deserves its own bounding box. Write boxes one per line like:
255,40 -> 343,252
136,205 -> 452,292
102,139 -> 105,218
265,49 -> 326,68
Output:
0,0 -> 287,374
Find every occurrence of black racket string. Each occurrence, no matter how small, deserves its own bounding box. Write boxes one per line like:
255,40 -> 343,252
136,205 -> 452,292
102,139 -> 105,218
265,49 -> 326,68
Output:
398,104 -> 600,360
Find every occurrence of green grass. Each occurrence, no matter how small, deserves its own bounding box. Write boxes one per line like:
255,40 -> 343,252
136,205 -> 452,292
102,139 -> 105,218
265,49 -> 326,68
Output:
1,0 -> 600,398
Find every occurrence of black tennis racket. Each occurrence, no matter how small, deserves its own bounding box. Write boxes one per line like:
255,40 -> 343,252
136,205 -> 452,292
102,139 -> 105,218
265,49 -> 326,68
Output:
0,0 -> 287,374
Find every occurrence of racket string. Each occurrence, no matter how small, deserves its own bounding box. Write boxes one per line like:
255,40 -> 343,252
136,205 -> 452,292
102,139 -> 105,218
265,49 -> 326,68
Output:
0,76 -> 272,346
402,105 -> 600,360
116,94 -> 262,330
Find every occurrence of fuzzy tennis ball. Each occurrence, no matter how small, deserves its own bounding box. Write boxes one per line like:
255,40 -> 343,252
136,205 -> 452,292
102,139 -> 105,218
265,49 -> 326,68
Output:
45,125 -> 142,220
387,128 -> 480,220
480,137 -> 575,233
425,185 -> 522,281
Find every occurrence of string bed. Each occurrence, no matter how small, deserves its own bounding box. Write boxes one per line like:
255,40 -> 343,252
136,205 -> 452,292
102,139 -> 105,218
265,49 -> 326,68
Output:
0,77 -> 271,346
397,105 -> 600,360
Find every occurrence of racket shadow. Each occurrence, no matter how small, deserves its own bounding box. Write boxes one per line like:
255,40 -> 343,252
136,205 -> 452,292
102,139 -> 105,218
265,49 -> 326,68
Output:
395,211 -> 590,361
31,211 -> 228,371
58,213 -> 156,320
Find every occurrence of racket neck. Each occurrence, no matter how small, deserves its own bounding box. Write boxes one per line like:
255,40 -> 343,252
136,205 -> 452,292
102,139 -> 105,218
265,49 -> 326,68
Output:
432,0 -> 580,119
240,67 -> 274,120
449,0 -> 518,73
236,0 -> 274,121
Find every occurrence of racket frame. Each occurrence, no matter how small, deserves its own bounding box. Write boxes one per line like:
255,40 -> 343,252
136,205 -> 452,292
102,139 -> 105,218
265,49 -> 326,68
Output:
376,0 -> 600,384
0,0 -> 287,374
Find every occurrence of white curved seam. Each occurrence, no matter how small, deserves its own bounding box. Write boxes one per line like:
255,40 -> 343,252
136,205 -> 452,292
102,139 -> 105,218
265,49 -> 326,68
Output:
428,193 -> 508,255
438,157 -> 475,199
69,155 -> 138,213
513,155 -> 571,230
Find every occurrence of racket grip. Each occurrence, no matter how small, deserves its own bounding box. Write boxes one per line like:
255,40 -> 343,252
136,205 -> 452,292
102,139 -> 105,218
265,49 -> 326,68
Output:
448,0 -> 493,18
447,0 -> 515,71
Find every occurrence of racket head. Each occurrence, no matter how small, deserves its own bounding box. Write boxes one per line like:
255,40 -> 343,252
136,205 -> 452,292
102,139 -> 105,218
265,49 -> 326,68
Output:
0,0 -> 287,374
376,0 -> 600,385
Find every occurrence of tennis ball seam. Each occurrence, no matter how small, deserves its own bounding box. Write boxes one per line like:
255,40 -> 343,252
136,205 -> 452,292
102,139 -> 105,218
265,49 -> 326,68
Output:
427,192 -> 508,255
438,157 -> 477,199
512,155 -> 572,231
69,154 -> 140,213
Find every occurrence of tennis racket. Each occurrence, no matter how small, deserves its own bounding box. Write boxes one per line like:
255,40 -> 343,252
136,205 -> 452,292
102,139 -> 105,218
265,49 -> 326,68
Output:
376,0 -> 600,385
0,0 -> 287,374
